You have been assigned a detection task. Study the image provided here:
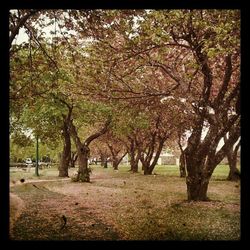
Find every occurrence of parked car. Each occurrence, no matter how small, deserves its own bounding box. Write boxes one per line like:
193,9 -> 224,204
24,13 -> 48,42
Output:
25,158 -> 32,164
25,158 -> 33,166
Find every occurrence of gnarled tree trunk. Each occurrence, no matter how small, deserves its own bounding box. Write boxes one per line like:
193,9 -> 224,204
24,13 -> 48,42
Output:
69,118 -> 111,182
185,117 -> 240,201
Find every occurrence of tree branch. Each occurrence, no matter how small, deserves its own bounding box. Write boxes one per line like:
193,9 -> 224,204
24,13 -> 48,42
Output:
9,10 -> 39,49
84,118 -> 111,146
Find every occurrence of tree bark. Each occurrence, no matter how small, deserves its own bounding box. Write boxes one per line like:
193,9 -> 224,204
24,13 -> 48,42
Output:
100,153 -> 108,168
113,159 -> 119,170
69,151 -> 78,168
186,173 -> 210,201
128,139 -> 140,173
178,135 -> 186,178
227,140 -> 240,181
179,153 -> 186,178
184,137 -> 210,201
76,144 -> 91,182
103,160 -> 108,168
58,112 -> 72,177
69,121 -> 90,182
129,152 -> 139,172
227,157 -> 240,181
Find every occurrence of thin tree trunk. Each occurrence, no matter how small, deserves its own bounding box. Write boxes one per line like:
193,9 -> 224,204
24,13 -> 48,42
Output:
103,160 -> 108,168
112,154 -> 126,170
178,134 -> 186,178
69,152 -> 77,168
179,153 -> 186,178
142,137 -> 165,175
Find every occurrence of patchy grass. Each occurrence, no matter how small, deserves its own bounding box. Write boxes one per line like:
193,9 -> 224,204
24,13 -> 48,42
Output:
10,164 -> 240,240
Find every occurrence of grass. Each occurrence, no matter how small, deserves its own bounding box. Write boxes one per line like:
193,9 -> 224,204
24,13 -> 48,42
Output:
9,164 -> 240,240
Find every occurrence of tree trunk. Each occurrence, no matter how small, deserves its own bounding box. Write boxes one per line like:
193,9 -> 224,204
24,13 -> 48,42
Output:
186,174 -> 210,201
69,152 -> 78,168
129,151 -> 140,173
179,153 -> 186,178
76,144 -> 90,182
142,138 -> 165,175
113,159 -> 119,170
227,164 -> 240,181
69,122 -> 90,182
107,143 -> 127,171
101,154 -> 108,168
131,161 -> 139,172
226,139 -> 240,181
227,149 -> 240,181
103,160 -> 108,168
178,134 -> 186,178
58,120 -> 71,177
127,139 -> 139,173
185,149 -> 210,201
143,164 -> 153,175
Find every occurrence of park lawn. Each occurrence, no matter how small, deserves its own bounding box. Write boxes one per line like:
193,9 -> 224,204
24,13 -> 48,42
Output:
9,164 -> 240,240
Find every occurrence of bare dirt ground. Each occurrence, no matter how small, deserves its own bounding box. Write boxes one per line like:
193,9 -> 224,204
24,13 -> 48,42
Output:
10,179 -> 120,240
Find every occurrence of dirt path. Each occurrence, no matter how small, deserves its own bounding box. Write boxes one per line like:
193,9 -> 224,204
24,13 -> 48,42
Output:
9,193 -> 25,236
10,178 -> 70,187
10,182 -> 120,240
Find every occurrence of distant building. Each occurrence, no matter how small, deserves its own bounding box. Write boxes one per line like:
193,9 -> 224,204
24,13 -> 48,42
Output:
156,152 -> 177,165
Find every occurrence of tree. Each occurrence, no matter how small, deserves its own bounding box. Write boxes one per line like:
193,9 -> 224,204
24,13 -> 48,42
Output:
166,10 -> 240,200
